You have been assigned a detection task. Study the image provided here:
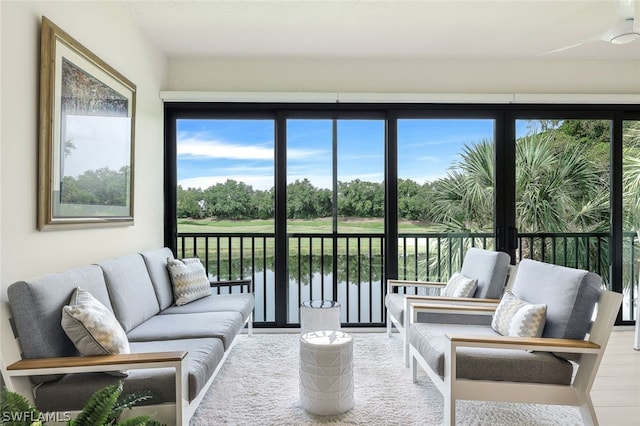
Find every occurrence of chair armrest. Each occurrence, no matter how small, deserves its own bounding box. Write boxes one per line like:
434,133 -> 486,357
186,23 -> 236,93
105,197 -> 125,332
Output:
388,279 -> 447,288
445,334 -> 601,354
409,302 -> 496,324
210,278 -> 253,294
405,295 -> 500,306
6,351 -> 187,376
387,279 -> 446,294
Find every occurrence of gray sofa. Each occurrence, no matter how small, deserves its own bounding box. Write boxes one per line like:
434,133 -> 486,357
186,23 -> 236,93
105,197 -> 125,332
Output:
4,247 -> 254,424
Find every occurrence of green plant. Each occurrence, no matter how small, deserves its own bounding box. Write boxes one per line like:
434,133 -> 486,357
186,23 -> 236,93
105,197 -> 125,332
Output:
1,382 -> 165,426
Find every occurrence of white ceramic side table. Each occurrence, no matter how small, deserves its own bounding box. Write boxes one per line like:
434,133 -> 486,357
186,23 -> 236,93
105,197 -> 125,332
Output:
300,300 -> 341,335
299,330 -> 354,415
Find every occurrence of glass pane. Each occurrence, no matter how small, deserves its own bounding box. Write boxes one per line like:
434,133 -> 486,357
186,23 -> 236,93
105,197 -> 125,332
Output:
336,120 -> 385,234
623,120 -> 640,321
286,119 -> 334,322
286,119 -> 385,324
286,119 -> 333,233
176,118 -> 275,322
397,119 -> 495,282
515,119 -> 610,281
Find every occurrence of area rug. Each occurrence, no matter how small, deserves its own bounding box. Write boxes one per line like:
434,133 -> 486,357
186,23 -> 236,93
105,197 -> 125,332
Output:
190,333 -> 582,425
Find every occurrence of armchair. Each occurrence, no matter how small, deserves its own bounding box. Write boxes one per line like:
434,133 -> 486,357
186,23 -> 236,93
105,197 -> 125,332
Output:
408,259 -> 622,425
385,247 -> 511,366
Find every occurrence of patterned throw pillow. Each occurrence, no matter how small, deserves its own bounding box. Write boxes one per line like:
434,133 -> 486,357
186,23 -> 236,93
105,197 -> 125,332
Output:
61,287 -> 130,379
166,257 -> 212,306
491,290 -> 547,337
441,272 -> 478,298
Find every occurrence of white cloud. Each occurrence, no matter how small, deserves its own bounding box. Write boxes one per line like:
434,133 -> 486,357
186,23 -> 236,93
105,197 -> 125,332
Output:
177,137 -> 321,160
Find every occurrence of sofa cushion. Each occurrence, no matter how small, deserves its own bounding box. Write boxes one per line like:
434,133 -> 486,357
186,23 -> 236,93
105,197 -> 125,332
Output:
33,338 -> 226,411
7,265 -> 113,384
140,248 -> 175,310
442,272 -> 477,298
166,257 -> 212,306
460,248 -> 511,299
510,259 -> 601,340
126,311 -> 244,350
409,322 -> 573,385
491,290 -> 547,338
61,287 -> 131,356
160,293 -> 254,322
98,254 -> 160,332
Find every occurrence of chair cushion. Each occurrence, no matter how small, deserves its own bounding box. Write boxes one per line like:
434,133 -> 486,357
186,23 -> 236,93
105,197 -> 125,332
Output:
460,248 -> 511,299
98,254 -> 161,332
385,293 -> 405,326
166,257 -> 212,306
491,290 -> 546,337
510,259 -> 601,340
442,272 -> 477,298
140,248 -> 176,310
409,322 -> 573,385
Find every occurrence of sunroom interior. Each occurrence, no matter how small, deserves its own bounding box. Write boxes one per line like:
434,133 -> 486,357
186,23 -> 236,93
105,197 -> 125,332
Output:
1,1 -> 639,425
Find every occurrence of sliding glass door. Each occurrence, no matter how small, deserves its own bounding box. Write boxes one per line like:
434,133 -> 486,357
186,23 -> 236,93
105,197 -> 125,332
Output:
286,118 -> 385,324
165,104 -> 640,327
396,118 -> 496,285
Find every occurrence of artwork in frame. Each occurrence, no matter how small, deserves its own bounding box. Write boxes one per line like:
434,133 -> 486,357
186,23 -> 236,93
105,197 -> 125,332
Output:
38,17 -> 136,230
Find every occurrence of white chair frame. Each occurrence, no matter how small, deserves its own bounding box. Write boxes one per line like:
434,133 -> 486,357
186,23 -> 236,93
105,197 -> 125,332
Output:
408,290 -> 622,426
387,265 -> 517,367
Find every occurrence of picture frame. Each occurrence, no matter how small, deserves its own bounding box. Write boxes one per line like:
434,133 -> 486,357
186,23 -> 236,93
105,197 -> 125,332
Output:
38,17 -> 136,230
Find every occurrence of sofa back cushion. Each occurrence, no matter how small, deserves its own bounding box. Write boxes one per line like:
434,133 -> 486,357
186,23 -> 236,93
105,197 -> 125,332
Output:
140,248 -> 175,310
459,248 -> 511,299
7,265 -> 112,383
511,259 -> 601,340
98,254 -> 160,332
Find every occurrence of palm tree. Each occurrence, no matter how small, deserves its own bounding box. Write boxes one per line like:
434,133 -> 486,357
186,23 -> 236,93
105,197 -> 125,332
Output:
516,132 -> 607,234
623,122 -> 640,231
425,130 -> 608,278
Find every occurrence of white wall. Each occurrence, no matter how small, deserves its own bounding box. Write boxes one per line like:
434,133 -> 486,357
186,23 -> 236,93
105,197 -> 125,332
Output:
166,56 -> 640,95
0,1 -> 167,298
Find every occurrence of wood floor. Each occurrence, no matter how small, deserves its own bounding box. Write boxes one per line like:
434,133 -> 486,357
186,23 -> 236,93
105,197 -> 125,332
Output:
592,329 -> 640,425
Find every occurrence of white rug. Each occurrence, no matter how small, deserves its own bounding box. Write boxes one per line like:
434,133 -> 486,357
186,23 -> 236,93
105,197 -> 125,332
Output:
190,333 -> 582,425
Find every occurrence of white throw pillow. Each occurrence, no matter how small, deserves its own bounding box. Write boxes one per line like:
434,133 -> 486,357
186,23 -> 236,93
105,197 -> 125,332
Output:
441,272 -> 477,298
166,257 -> 212,306
61,287 -> 130,359
491,290 -> 547,338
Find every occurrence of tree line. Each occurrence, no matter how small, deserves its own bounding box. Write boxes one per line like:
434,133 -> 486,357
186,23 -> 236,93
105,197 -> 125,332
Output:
178,120 -> 640,232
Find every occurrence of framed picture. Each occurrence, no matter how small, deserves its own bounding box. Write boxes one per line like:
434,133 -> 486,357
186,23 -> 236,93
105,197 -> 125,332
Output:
38,17 -> 136,230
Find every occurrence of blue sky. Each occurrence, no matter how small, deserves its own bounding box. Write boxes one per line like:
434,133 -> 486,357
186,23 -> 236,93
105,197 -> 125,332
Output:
177,118 -> 495,191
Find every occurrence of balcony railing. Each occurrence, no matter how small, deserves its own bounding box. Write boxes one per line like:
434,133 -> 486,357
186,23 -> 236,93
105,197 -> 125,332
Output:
177,231 -> 639,327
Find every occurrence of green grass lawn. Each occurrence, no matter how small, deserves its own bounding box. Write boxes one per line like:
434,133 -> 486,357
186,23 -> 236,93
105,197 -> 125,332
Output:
177,218 -> 439,234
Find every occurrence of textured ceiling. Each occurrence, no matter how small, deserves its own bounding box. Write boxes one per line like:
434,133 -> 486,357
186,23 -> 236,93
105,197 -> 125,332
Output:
118,0 -> 640,61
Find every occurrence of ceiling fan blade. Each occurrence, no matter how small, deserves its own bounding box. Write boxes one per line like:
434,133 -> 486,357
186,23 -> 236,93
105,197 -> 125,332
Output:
544,41 -> 590,55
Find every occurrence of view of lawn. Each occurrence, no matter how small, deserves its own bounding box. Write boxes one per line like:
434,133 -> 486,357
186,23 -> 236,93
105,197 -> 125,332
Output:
178,218 -> 441,234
